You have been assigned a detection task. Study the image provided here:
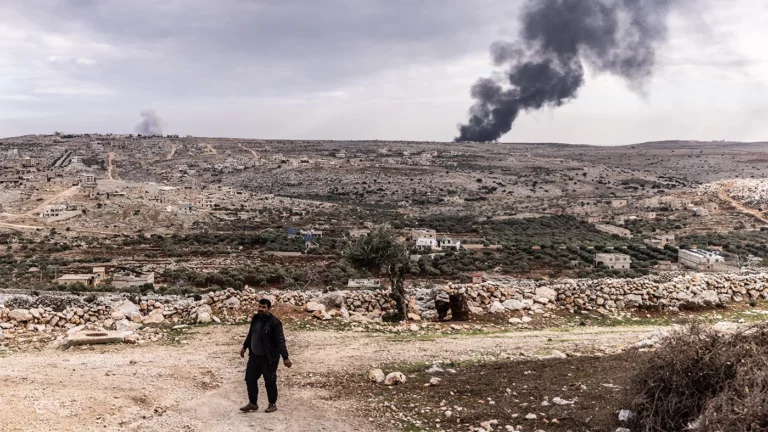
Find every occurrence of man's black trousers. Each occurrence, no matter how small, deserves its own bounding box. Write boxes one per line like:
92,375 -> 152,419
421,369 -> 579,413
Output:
245,355 -> 279,405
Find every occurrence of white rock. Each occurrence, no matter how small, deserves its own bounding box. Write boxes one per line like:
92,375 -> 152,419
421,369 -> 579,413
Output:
525,413 -> 537,420
552,397 -> 575,405
549,350 -> 567,359
489,301 -> 505,313
384,372 -> 406,386
113,300 -> 140,316
368,369 -> 386,383
618,409 -> 633,422
521,316 -> 532,323
305,302 -> 326,313
223,297 -> 241,308
9,309 -> 33,322
142,308 -> 165,325
426,366 -> 444,373
196,305 -> 212,323
29,309 -> 41,319
508,318 -> 523,324
534,287 -> 557,302
111,311 -> 126,321
503,299 -> 524,311
429,377 -> 442,386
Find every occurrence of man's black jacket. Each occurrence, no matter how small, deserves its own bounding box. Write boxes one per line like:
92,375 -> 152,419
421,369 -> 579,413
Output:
242,313 -> 289,363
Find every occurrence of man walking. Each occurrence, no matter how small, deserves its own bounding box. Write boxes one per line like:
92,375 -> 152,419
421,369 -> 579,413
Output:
240,298 -> 292,413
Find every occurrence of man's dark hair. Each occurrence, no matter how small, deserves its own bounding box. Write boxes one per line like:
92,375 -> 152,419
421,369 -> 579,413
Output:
259,298 -> 272,309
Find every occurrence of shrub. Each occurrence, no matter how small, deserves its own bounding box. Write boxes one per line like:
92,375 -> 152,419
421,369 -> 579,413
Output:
628,324 -> 768,431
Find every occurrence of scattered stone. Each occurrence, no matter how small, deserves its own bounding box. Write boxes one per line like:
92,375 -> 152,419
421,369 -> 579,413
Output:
429,377 -> 442,386
525,413 -> 537,420
368,369 -> 386,383
384,372 -> 406,386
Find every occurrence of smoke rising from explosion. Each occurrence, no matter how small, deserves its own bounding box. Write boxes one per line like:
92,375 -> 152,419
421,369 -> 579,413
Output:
134,109 -> 164,136
456,0 -> 677,142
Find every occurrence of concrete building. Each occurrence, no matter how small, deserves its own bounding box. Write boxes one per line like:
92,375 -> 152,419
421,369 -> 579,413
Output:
610,199 -> 628,208
347,278 -> 381,288
467,272 -> 484,284
595,253 -> 632,270
437,237 -> 461,251
678,249 -> 728,271
645,234 -> 675,248
57,274 -> 97,286
177,202 -> 193,214
112,272 -> 155,289
415,237 -> 437,251
595,223 -> 633,238
39,204 -> 67,218
410,228 -> 436,240
348,229 -> 370,239
299,229 -> 323,238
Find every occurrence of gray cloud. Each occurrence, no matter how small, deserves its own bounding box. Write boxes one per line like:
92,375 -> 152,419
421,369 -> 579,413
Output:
3,0 -> 519,98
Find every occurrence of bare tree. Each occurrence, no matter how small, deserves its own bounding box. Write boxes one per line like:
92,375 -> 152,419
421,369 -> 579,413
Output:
345,225 -> 409,321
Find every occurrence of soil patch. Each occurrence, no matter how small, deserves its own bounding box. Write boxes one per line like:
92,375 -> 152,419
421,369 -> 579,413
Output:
322,351 -> 650,432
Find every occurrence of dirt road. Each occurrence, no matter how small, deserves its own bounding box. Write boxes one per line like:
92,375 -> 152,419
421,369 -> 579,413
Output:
0,324 -> 662,432
166,145 -> 177,160
719,181 -> 768,224
107,152 -> 117,181
236,142 -> 260,160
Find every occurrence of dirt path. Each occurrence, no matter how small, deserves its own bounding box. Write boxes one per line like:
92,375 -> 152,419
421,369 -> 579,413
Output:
0,324 -> 663,431
719,181 -> 768,224
0,221 -> 43,230
166,144 -> 177,160
236,142 -> 260,160
107,152 -> 117,181
26,186 -> 80,217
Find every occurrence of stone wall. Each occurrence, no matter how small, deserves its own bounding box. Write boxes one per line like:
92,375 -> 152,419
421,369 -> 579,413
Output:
2,272 -> 768,341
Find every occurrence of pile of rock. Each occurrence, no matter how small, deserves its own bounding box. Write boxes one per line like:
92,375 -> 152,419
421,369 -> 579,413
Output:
2,271 -> 768,341
441,272 -> 768,316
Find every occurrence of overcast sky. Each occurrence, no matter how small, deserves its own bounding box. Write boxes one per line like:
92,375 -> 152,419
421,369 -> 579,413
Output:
1,0 -> 767,145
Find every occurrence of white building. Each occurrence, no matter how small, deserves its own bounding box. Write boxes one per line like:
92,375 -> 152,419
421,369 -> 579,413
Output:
415,238 -> 437,251
347,278 -> 381,288
39,204 -> 67,218
437,237 -> 461,251
678,249 -> 727,271
595,253 -> 632,270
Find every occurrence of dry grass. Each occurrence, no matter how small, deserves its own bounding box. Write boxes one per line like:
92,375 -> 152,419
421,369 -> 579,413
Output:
629,323 -> 768,431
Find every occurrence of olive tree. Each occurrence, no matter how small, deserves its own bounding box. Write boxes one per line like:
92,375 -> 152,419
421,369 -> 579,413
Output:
345,225 -> 409,321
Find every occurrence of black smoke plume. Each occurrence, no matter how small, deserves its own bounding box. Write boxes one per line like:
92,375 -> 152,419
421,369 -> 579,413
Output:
134,109 -> 164,136
456,0 -> 677,142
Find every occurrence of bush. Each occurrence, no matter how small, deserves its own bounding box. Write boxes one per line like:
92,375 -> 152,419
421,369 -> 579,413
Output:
628,324 -> 768,431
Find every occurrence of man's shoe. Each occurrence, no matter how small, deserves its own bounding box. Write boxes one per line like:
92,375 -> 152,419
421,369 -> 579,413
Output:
240,403 -> 258,412
265,404 -> 277,413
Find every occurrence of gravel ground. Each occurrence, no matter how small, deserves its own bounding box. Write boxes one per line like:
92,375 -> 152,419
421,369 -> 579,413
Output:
0,323 -> 664,431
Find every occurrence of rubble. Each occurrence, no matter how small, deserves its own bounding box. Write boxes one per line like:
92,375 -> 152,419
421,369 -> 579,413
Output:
2,271 -> 768,338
